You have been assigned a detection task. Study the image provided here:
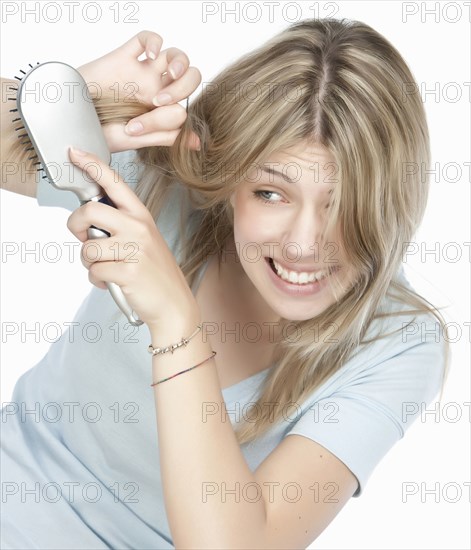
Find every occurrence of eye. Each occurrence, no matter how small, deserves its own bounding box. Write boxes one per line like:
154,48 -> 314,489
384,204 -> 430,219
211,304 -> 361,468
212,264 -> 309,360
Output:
252,190 -> 282,205
252,190 -> 333,210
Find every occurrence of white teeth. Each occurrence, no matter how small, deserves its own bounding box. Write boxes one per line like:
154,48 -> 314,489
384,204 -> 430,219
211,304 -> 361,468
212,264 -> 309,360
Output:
272,259 -> 330,285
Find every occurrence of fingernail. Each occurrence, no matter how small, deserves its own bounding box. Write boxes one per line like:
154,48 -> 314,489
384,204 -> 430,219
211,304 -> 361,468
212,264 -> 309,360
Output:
147,50 -> 156,60
125,121 -> 144,135
70,146 -> 87,156
169,61 -> 183,79
153,93 -> 171,106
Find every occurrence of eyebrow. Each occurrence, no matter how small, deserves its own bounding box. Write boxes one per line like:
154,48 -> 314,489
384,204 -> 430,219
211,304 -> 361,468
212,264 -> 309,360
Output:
260,166 -> 297,184
260,166 -> 334,194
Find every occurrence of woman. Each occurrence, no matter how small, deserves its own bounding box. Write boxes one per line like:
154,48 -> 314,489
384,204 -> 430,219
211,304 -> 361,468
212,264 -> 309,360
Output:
1,19 -> 449,549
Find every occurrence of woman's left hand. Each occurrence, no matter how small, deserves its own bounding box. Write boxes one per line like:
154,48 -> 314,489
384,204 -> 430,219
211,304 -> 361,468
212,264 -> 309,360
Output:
66,146 -> 199,331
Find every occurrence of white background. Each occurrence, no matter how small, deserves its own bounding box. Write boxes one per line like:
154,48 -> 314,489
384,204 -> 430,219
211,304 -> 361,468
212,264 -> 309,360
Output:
1,1 -> 470,549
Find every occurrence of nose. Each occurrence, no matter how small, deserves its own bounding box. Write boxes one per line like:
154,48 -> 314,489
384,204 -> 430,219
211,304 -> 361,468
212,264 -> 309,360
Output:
283,205 -> 326,263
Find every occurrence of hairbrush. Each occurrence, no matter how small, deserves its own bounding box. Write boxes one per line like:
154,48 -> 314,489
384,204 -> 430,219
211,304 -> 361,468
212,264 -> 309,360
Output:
9,61 -> 143,326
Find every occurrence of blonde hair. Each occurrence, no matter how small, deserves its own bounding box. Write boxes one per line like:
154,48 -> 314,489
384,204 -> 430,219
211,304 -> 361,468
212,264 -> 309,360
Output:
15,18 -> 451,445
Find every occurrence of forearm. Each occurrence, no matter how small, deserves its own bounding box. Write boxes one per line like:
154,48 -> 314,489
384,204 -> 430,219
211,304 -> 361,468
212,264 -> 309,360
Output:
150,312 -> 268,548
76,64 -> 100,100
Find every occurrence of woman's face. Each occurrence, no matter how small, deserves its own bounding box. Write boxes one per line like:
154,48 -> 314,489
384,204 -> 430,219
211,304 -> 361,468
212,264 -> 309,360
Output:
228,141 -> 357,323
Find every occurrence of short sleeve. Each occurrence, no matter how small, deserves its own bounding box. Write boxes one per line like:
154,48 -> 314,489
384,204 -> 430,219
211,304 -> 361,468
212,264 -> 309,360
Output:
284,314 -> 447,497
36,149 -> 142,210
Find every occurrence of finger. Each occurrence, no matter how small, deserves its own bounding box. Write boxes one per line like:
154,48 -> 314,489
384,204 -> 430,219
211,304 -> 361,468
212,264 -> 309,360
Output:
118,30 -> 164,61
80,238 -> 137,272
137,48 -> 191,97
68,147 -> 148,215
146,47 -> 190,89
125,103 -> 187,135
184,131 -> 201,150
67,201 -> 127,243
160,47 -> 190,80
89,260 -> 132,289
88,267 -> 111,290
104,124 -> 201,151
104,123 -> 177,151
89,275 -> 108,290
152,66 -> 202,106
80,238 -> 112,269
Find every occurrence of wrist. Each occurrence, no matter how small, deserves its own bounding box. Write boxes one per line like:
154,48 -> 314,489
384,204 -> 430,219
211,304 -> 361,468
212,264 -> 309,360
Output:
147,307 -> 203,344
77,63 -> 99,100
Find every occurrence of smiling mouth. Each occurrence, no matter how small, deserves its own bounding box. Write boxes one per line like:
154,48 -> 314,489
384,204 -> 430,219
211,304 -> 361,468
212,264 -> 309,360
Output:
265,257 -> 340,281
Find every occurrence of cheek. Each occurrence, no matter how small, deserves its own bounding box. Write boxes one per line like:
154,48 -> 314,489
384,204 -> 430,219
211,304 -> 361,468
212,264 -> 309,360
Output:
232,193 -> 276,246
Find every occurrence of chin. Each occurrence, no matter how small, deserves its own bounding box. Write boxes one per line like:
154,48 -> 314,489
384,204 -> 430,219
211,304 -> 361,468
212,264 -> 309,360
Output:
273,302 -> 332,323
256,283 -> 334,320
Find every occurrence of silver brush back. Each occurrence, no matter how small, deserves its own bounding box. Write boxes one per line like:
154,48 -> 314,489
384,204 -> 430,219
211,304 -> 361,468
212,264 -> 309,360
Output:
17,61 -> 109,201
16,61 -> 143,326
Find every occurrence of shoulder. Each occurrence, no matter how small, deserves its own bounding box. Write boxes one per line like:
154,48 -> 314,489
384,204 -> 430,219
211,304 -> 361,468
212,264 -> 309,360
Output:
282,274 -> 447,498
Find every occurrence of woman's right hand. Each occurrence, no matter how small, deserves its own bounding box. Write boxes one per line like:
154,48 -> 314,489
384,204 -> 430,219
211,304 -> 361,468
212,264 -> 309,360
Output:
77,30 -> 202,153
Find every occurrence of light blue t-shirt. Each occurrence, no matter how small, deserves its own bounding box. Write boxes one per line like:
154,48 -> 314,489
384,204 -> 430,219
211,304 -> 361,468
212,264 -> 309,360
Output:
1,151 -> 447,549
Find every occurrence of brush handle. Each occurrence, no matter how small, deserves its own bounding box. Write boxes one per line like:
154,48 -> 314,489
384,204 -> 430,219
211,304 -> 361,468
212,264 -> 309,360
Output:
86,195 -> 143,327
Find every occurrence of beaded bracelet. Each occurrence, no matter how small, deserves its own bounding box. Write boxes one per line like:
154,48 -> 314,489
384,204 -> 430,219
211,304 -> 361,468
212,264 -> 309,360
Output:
150,351 -> 217,387
148,324 -> 202,356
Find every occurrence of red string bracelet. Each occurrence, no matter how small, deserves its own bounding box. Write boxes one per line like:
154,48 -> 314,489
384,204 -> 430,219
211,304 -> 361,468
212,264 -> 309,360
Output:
150,351 -> 217,387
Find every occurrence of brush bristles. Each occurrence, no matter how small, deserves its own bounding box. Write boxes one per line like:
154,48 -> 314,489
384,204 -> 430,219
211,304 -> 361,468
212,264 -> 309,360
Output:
10,63 -> 42,171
